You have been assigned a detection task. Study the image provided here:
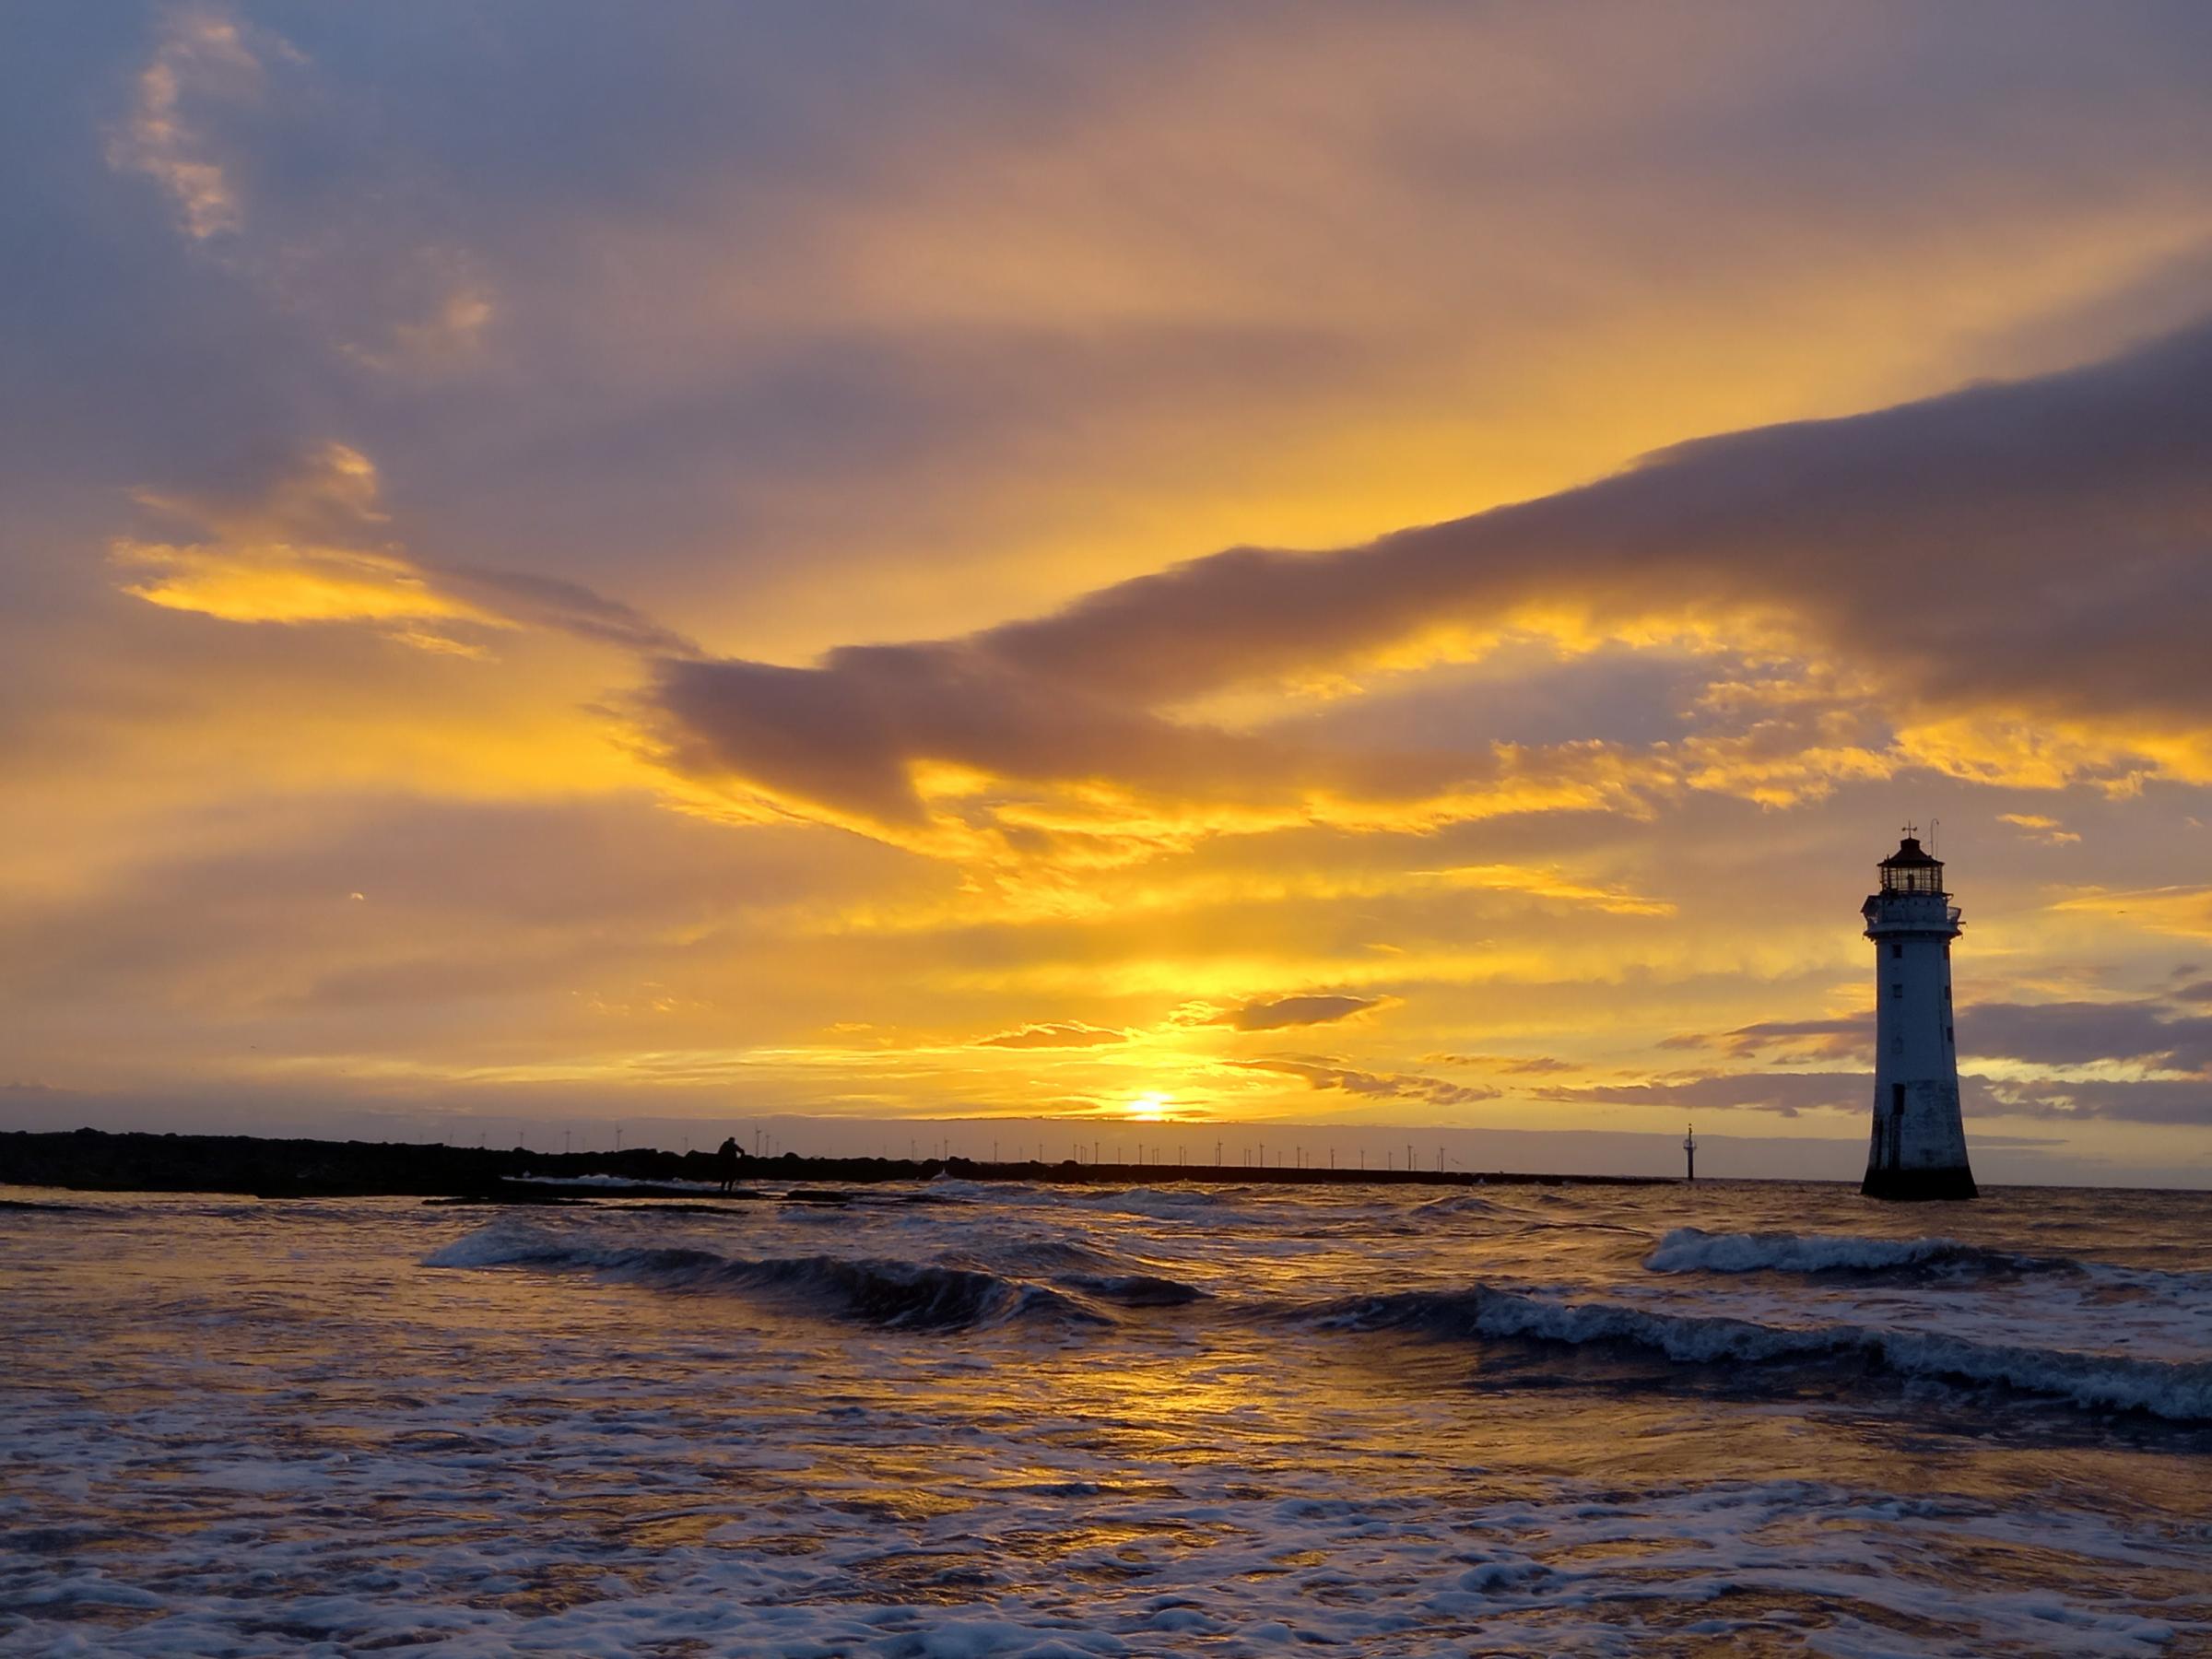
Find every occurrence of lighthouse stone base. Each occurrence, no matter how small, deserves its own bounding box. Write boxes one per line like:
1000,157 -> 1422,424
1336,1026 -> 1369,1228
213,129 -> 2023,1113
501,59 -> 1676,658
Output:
1862,1165 -> 1979,1201
1862,1077 -> 1977,1200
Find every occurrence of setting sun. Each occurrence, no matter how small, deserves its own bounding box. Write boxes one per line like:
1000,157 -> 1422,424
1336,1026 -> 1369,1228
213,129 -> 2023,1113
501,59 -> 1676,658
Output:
2,3 -> 2208,1192
5,9 -> 2210,1656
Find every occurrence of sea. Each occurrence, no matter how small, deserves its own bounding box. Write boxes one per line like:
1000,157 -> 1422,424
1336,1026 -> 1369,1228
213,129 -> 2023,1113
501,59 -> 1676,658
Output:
3,1175 -> 2209,1656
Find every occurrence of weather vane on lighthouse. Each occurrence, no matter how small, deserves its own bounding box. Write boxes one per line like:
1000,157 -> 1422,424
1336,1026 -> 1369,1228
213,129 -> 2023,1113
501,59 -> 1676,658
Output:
1860,827 -> 1976,1199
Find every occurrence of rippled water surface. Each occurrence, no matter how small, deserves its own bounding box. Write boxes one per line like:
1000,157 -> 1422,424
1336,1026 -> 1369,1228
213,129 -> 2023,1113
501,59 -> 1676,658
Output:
4,1177 -> 2209,1655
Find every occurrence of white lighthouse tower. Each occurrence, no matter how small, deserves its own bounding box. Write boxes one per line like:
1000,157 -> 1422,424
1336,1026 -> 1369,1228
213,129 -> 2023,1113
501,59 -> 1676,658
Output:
1861,829 -> 1976,1200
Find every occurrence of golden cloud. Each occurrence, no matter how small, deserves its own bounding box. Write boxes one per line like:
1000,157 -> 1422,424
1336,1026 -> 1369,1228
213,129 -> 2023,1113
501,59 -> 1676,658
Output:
642,322 -> 2212,868
113,442 -> 695,659
2050,887 -> 2212,942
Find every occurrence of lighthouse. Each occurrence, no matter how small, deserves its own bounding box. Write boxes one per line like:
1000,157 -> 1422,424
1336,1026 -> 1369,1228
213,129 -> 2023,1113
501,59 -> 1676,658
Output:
1860,829 -> 1976,1200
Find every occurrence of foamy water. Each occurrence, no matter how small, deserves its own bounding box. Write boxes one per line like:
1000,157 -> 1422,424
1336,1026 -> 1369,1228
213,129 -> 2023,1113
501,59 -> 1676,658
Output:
4,1178 -> 2208,1654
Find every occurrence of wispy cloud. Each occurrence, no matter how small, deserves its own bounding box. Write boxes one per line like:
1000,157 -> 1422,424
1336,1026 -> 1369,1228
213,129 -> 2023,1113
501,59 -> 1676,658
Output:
1219,994 -> 1390,1031
1230,1056 -> 1500,1108
2051,886 -> 2212,941
107,6 -> 272,241
112,442 -> 696,658
973,1021 -> 1128,1050
107,7 -> 495,373
1998,812 -> 2082,845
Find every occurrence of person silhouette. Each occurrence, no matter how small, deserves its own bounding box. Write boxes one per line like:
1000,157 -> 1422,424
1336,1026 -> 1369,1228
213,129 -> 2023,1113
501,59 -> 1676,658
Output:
715,1135 -> 740,1193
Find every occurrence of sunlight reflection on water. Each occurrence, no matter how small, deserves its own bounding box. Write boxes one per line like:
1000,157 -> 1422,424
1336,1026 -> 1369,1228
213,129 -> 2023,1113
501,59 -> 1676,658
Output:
3,1180 -> 2208,1654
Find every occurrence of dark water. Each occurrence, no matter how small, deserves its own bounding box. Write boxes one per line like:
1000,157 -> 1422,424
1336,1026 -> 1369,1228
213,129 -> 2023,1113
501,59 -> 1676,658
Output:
3,1177 -> 2208,1655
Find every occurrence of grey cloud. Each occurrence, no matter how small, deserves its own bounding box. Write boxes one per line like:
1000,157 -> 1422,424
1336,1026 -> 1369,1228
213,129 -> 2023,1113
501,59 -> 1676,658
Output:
444,568 -> 700,659
1662,994 -> 2212,1074
1547,1067 -> 2212,1127
975,322 -> 2212,708
647,641 -> 1513,828
1225,994 -> 1386,1031
1696,1016 -> 1869,1060
1978,1077 -> 2212,1127
1538,1072 -> 1867,1117
1231,1057 -> 1499,1108
110,438 -> 700,659
102,8 -> 500,374
1963,998 -> 2212,1074
974,1022 -> 1127,1049
644,319 -> 2212,830
1423,1053 -> 1574,1075
1287,646 -> 1712,756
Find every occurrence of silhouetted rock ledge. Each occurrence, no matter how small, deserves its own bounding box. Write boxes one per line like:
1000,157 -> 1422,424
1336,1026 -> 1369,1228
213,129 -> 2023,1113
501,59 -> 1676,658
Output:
1,1127 -> 1674,1201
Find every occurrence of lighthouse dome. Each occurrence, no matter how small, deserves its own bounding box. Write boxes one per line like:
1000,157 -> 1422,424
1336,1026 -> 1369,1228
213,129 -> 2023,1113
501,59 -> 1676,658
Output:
1878,834 -> 1944,895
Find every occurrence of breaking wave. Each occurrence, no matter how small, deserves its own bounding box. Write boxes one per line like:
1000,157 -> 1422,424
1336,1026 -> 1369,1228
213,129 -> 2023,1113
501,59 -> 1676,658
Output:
1643,1228 -> 2212,1297
1410,1193 -> 1509,1220
1644,1227 -> 2053,1277
1310,1284 -> 2212,1421
1057,1271 -> 1208,1307
1078,1185 -> 1240,1220
982,1237 -> 1126,1274
426,1222 -> 1101,1331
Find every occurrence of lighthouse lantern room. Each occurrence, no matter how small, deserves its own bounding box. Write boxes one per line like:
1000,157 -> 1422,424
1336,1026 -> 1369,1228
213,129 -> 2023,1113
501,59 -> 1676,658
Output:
1860,829 -> 1977,1200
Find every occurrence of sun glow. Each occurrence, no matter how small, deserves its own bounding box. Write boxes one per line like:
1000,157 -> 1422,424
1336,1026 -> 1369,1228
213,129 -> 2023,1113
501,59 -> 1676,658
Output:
1127,1090 -> 1173,1122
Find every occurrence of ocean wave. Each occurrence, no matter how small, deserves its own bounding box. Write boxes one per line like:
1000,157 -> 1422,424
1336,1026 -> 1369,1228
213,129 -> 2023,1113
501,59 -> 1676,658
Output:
502,1173 -> 724,1193
1641,1228 -> 2212,1299
1311,1283 -> 2212,1421
1410,1193 -> 1508,1220
425,1223 -> 1102,1331
1644,1227 -> 2048,1278
916,1175 -> 1015,1202
1077,1185 -> 1234,1220
982,1237 -> 1125,1274
1056,1271 -> 1208,1307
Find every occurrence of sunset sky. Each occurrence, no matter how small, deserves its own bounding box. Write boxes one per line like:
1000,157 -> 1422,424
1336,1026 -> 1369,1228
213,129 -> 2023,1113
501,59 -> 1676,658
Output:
5,5 -> 2211,1182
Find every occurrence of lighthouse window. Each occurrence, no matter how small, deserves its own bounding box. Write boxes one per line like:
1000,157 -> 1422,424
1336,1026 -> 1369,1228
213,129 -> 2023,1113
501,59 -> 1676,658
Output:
1891,943 -> 1903,959
1890,982 -> 1903,1000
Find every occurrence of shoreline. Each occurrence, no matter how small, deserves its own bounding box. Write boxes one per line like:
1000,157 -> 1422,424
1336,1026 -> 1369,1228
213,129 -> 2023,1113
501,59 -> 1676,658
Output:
0,1127 -> 1677,1200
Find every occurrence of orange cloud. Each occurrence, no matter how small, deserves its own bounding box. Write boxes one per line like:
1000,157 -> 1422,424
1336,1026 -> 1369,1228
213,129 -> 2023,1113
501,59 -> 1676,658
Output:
973,1022 -> 1129,1049
1229,1057 -> 1500,1108
2051,887 -> 2212,942
113,442 -> 695,658
1220,994 -> 1392,1031
116,538 -> 507,636
1998,813 -> 2082,845
642,322 -> 2212,867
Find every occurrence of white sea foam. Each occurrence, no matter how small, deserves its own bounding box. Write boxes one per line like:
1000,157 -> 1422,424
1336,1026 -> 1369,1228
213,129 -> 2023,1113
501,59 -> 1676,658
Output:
1646,1226 -> 2014,1277
1410,1191 -> 1510,1219
6,1181 -> 2210,1657
504,1172 -> 725,1192
1076,1184 -> 1234,1220
426,1219 -> 1105,1330
1645,1227 -> 2212,1319
1326,1282 -> 2212,1420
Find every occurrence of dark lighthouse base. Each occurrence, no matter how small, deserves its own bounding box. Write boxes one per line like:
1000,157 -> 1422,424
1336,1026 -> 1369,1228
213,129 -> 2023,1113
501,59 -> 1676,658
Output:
1861,1165 -> 1978,1201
